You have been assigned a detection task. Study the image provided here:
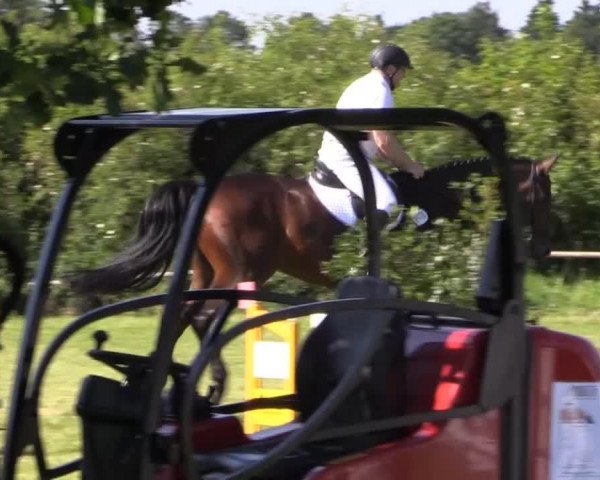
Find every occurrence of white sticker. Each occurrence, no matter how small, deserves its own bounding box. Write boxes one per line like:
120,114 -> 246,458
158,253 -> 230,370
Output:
551,382 -> 600,480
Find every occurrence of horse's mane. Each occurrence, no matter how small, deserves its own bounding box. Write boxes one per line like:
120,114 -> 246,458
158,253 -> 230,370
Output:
391,155 -> 532,186
389,155 -> 533,210
425,156 -> 492,180
423,155 -> 532,182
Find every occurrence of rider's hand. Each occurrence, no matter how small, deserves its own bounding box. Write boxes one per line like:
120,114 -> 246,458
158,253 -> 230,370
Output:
407,161 -> 425,179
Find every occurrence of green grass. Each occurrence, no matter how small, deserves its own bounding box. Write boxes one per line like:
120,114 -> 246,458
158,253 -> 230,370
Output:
0,303 -> 312,479
0,308 -> 252,478
525,273 -> 600,347
1,272 -> 599,478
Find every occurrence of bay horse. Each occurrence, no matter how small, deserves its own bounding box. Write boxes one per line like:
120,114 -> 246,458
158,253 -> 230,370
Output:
73,154 -> 557,402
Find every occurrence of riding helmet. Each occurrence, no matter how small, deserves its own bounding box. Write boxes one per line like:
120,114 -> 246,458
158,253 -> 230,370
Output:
369,43 -> 413,70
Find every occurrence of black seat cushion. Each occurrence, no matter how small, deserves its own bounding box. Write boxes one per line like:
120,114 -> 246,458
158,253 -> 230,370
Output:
296,276 -> 407,425
189,277 -> 408,479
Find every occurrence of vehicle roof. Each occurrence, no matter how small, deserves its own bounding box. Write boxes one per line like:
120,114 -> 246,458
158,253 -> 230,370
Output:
61,106 -> 487,129
54,107 -> 506,178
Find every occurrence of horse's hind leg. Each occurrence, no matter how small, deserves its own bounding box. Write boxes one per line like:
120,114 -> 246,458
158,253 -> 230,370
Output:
198,257 -> 277,403
179,250 -> 213,334
184,245 -> 270,404
182,202 -> 279,403
191,305 -> 229,405
177,250 -> 228,403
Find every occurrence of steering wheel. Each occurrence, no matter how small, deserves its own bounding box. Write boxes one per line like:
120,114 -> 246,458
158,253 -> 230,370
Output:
86,329 -> 217,419
88,329 -> 190,378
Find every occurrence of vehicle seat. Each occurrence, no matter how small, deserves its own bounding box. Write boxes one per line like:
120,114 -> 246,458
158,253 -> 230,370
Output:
296,276 -> 407,426
192,276 -> 408,478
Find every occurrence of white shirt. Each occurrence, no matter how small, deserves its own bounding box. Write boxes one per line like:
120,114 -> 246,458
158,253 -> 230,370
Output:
318,70 -> 394,169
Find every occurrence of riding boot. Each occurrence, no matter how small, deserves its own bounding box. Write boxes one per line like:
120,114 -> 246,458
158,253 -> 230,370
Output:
386,208 -> 406,232
374,209 -> 390,231
359,210 -> 389,257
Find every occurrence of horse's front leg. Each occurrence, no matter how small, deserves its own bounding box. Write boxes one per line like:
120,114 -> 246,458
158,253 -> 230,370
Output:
180,299 -> 228,405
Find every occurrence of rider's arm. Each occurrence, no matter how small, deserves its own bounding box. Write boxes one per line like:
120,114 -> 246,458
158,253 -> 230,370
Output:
371,130 -> 424,178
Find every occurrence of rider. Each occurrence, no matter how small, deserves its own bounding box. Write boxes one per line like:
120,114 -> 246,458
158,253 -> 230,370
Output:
315,43 -> 426,228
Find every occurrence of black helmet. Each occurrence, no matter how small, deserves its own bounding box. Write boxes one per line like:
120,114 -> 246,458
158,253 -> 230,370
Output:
369,43 -> 413,70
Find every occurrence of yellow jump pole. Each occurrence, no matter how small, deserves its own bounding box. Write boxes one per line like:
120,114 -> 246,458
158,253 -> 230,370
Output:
237,281 -> 298,434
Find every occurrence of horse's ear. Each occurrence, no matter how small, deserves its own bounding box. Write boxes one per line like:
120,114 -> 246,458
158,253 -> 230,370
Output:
537,153 -> 560,174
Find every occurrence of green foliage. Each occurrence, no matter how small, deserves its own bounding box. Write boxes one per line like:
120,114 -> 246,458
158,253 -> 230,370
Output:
1,3 -> 600,311
564,0 -> 600,57
61,0 -> 183,28
197,10 -> 251,48
324,177 -> 500,307
0,0 -> 45,25
392,2 -> 506,63
522,0 -> 560,39
0,0 -> 202,121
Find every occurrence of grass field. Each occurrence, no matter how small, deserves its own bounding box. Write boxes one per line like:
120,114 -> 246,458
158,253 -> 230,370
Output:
1,272 -> 599,478
525,273 -> 600,346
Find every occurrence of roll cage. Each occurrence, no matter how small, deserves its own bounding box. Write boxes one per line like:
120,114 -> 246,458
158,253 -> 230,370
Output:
1,107 -> 527,480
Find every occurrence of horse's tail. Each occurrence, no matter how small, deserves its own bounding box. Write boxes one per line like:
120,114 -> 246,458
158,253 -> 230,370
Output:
71,179 -> 199,294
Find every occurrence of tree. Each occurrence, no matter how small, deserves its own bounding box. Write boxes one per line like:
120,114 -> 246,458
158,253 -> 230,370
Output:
0,1 -> 204,294
197,10 -> 250,48
0,0 -> 46,25
522,0 -> 560,39
167,10 -> 195,37
564,0 -> 600,57
388,2 -> 506,63
429,2 -> 506,62
55,0 -> 182,30
0,0 -> 204,122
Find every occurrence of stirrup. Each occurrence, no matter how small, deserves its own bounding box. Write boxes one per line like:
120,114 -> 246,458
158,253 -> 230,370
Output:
386,207 -> 429,232
411,208 -> 429,227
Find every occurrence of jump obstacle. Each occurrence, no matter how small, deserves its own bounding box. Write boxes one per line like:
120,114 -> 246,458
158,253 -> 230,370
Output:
237,282 -> 299,433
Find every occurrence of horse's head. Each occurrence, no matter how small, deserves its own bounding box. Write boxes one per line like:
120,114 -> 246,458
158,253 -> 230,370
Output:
389,154 -> 558,259
513,154 -> 558,259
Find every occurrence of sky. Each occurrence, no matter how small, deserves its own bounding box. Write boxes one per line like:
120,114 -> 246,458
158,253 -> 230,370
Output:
172,0 -> 584,31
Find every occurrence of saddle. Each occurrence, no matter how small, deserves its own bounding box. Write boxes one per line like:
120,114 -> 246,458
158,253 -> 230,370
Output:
310,160 -> 406,230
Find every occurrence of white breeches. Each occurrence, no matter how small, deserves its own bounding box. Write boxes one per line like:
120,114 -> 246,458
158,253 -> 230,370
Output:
327,161 -> 397,214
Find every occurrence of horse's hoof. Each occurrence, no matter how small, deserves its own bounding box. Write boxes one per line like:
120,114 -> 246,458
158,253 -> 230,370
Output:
207,384 -> 224,405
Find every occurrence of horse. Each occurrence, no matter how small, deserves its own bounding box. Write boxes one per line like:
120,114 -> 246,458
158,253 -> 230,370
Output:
72,154 -> 558,402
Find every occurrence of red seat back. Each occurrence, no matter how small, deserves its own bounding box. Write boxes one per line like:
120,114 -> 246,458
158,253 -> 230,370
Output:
405,327 -> 487,414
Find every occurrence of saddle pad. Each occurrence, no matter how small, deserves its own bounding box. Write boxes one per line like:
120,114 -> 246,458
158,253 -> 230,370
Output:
308,175 -> 358,226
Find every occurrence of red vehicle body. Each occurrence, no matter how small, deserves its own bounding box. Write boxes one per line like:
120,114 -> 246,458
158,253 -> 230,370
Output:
152,325 -> 600,480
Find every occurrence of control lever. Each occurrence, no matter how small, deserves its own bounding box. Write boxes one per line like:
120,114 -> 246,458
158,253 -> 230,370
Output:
93,330 -> 109,350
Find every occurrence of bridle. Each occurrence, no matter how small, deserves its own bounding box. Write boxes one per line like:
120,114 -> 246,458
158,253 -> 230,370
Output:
521,159 -> 547,247
524,160 -> 538,210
